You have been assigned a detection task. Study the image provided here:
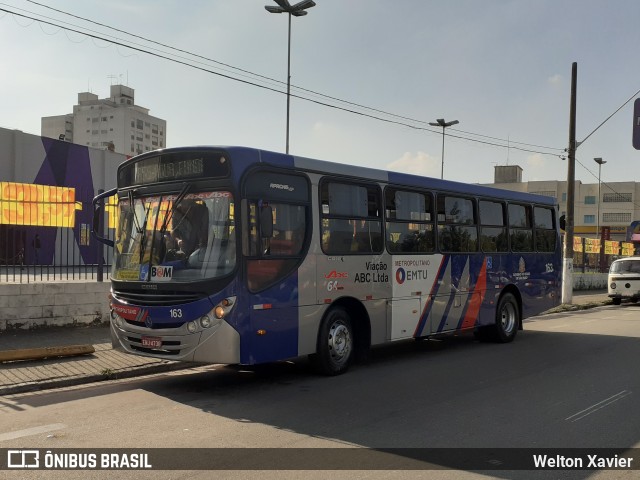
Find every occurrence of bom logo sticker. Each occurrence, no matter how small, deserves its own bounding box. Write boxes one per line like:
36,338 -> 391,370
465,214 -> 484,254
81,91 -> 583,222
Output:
395,268 -> 406,285
151,266 -> 173,282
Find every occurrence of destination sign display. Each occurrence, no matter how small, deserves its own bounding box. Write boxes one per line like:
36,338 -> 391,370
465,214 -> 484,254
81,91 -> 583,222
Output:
118,151 -> 230,187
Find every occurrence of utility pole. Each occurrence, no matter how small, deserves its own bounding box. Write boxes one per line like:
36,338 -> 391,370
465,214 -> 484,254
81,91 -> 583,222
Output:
562,62 -> 577,304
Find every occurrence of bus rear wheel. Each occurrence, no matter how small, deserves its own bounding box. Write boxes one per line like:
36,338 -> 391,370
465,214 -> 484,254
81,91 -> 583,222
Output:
476,293 -> 520,342
312,307 -> 354,376
495,293 -> 519,343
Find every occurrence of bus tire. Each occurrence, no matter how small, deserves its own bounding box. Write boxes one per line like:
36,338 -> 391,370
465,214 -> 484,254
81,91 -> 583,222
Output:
612,297 -> 622,305
312,307 -> 354,376
494,293 -> 519,343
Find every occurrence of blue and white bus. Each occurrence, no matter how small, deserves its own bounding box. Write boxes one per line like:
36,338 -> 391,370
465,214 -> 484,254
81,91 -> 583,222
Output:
93,146 -> 561,375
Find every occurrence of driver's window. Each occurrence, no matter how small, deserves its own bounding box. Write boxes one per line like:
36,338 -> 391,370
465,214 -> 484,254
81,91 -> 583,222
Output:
243,170 -> 310,292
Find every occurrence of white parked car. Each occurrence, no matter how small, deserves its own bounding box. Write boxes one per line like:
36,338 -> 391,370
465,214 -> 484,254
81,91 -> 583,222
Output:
608,257 -> 640,305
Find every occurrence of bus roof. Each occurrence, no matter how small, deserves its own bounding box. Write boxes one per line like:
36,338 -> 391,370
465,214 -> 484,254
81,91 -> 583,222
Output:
132,146 -> 557,206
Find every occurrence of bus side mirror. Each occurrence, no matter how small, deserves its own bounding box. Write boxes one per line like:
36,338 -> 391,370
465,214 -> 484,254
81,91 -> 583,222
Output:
559,214 -> 566,231
260,205 -> 274,238
92,188 -> 116,248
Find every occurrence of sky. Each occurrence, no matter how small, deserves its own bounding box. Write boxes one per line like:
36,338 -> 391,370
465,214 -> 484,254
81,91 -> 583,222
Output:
1,0 -> 640,187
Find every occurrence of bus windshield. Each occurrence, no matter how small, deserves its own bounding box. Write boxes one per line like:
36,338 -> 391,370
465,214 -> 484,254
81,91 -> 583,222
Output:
112,191 -> 236,282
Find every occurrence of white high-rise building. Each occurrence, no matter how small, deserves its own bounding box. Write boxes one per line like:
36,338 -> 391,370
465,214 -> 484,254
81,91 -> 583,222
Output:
42,84 -> 166,157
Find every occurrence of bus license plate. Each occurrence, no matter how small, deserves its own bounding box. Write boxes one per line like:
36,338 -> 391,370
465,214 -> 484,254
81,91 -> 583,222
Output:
141,336 -> 162,348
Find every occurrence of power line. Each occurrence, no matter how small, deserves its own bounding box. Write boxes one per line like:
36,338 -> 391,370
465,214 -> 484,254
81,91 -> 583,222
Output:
22,0 -> 447,126
453,128 -> 563,152
578,87 -> 640,148
0,3 -> 564,159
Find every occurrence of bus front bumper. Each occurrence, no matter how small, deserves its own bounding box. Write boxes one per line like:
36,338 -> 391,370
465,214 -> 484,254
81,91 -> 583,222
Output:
110,319 -> 240,364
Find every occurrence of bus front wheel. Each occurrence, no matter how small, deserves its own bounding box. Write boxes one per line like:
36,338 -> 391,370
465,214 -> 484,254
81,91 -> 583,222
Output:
312,307 -> 354,376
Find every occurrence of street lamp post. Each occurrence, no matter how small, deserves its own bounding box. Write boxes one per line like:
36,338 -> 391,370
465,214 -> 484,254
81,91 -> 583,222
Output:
594,157 -> 606,239
594,157 -> 607,272
428,118 -> 459,179
265,0 -> 316,155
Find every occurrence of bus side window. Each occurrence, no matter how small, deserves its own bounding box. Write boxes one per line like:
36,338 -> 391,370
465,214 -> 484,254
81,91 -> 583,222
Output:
384,188 -> 434,254
534,206 -> 556,252
321,181 -> 382,255
479,200 -> 507,253
508,204 -> 533,252
437,194 -> 478,253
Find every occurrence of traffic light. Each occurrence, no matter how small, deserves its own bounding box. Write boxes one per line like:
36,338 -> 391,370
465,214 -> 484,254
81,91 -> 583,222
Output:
559,214 -> 566,231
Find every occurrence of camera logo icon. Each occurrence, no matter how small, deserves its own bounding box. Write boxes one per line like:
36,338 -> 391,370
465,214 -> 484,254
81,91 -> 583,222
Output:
7,450 -> 39,468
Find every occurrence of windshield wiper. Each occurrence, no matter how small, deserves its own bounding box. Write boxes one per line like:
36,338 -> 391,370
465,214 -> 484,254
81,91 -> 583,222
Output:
159,183 -> 191,236
128,190 -> 144,234
138,202 -> 152,266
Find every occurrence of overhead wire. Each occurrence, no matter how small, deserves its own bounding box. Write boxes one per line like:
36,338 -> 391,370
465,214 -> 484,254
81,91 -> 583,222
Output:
1,1 -> 569,160
24,0 -> 472,128
9,2 -> 639,236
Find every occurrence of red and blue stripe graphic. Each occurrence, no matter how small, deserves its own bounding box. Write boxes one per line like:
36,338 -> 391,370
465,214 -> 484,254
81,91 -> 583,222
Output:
413,255 -> 488,337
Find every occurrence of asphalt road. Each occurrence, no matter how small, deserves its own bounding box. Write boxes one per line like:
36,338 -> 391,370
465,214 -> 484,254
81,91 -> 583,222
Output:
1,302 -> 639,480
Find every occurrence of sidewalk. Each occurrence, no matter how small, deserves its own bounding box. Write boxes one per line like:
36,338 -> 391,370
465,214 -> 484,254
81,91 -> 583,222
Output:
0,291 -> 612,396
571,289 -> 610,305
0,325 -> 194,395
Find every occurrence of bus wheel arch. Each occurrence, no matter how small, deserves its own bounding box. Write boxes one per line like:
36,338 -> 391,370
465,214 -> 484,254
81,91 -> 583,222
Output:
311,297 -> 371,375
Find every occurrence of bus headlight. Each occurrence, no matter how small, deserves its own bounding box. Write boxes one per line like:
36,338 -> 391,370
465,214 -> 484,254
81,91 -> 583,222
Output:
110,309 -> 123,328
200,315 -> 213,329
187,321 -> 198,333
189,297 -> 236,333
214,296 -> 236,320
610,282 -> 617,290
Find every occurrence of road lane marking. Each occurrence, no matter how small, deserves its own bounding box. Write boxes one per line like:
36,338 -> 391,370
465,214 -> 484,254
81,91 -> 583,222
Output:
565,390 -> 632,422
0,423 -> 66,442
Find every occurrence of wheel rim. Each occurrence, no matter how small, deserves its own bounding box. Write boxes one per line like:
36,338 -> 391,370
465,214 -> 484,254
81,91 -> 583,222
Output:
500,302 -> 516,334
327,320 -> 352,366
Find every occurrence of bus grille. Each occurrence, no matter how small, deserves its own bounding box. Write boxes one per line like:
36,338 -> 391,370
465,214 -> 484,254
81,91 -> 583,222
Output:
112,288 -> 206,306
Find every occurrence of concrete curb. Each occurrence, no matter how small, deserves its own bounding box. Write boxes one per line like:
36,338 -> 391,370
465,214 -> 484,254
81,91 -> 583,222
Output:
0,345 -> 95,362
0,361 -> 194,396
543,298 -> 611,314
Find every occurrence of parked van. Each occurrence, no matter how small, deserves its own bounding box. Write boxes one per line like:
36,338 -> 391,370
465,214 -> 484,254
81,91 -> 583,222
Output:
608,257 -> 640,305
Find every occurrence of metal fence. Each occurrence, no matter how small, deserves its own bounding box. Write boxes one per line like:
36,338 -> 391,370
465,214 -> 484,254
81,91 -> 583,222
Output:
0,188 -> 114,283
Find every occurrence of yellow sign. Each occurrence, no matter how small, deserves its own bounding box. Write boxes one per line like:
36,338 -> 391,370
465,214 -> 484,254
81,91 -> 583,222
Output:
584,238 -> 600,254
622,242 -> 635,256
0,182 -> 80,227
604,240 -> 620,255
115,269 -> 140,280
573,236 -> 583,253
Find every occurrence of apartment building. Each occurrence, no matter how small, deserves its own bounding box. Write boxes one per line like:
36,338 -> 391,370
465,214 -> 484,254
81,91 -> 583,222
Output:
42,84 -> 166,157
